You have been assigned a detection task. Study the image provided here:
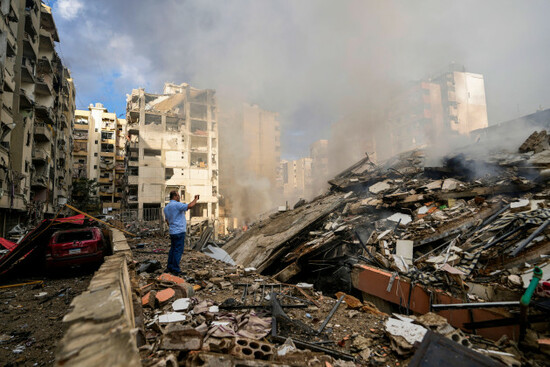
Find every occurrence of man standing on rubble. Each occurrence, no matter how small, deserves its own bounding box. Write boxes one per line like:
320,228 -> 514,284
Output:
163,191 -> 199,275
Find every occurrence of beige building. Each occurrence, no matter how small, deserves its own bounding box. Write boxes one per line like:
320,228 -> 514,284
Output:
126,82 -> 219,224
0,1 -> 75,234
431,65 -> 489,135
310,139 -> 329,196
242,103 -> 281,189
73,104 -> 126,215
281,157 -> 312,203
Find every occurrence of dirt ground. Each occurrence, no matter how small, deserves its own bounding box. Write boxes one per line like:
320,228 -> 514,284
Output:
0,265 -> 94,367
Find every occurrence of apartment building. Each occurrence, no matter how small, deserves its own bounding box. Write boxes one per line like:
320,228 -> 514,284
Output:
242,103 -> 281,189
310,139 -> 329,196
281,157 -> 312,203
73,104 -> 126,215
0,1 -> 75,234
431,64 -> 489,135
126,82 -> 219,224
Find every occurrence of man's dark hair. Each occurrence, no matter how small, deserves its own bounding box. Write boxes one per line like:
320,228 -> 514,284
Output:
169,191 -> 178,200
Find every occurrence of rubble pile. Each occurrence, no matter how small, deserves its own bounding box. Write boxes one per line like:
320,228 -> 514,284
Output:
131,238 -> 541,366
219,131 -> 550,364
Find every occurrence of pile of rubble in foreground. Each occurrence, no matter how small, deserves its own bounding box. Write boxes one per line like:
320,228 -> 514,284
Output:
215,130 -> 550,365
133,242 -> 540,366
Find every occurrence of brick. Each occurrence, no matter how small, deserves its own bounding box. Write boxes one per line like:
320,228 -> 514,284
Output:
173,283 -> 195,298
335,292 -> 363,309
142,292 -> 151,307
158,273 -> 186,285
156,288 -> 175,305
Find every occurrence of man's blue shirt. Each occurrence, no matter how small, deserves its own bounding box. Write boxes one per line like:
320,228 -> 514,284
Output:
164,200 -> 189,235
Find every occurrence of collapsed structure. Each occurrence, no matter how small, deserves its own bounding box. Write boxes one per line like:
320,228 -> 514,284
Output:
223,129 -> 550,350
125,83 -> 219,224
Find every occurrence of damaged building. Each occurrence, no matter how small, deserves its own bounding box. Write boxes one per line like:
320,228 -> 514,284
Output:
73,103 -> 126,215
125,82 -> 219,224
0,0 -> 75,235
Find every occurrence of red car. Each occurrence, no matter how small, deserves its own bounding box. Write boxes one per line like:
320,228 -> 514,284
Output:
45,227 -> 107,268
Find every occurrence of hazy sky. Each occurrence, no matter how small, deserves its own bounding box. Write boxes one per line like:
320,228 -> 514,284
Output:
50,0 -> 550,159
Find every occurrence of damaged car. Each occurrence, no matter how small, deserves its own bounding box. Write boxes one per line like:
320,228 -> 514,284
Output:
45,227 -> 109,268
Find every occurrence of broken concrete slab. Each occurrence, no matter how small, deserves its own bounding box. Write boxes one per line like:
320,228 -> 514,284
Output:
369,181 -> 392,194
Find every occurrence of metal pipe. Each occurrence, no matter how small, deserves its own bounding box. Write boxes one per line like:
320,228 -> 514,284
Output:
317,295 -> 345,334
270,335 -> 355,362
511,220 -> 550,256
431,301 -> 520,310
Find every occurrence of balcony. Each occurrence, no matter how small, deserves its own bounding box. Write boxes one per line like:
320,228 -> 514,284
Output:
128,176 -> 138,185
32,148 -> 49,162
35,75 -> 53,96
23,32 -> 38,59
25,5 -> 39,37
35,105 -> 54,123
21,57 -> 35,83
31,173 -> 48,189
99,177 -> 112,184
34,123 -> 52,142
4,56 -> 16,92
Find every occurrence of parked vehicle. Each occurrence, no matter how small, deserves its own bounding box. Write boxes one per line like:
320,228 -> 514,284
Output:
45,227 -> 107,268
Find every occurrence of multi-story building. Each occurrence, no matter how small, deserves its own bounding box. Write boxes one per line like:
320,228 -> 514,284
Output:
310,139 -> 329,196
73,104 -> 126,215
125,82 -> 219,224
0,1 -> 75,235
242,103 -> 281,189
281,157 -> 312,203
431,64 -> 489,135
386,81 -> 445,157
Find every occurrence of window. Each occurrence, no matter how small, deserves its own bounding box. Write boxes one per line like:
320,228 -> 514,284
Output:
165,168 -> 174,180
94,153 -> 98,157
94,165 -> 97,169
128,167 -> 138,176
144,149 -> 161,157
95,140 -> 98,144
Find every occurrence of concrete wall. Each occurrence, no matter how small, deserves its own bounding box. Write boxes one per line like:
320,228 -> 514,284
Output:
55,229 -> 140,367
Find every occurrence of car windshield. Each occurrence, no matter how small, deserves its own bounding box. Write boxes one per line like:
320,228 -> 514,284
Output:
56,231 -> 94,243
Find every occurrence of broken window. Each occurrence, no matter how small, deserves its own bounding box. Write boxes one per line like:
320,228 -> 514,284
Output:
144,149 -> 161,157
191,120 -> 208,135
101,143 -> 114,152
190,103 -> 207,120
144,113 -> 161,125
190,152 -> 208,168
165,168 -> 174,180
101,131 -> 114,140
165,116 -> 179,132
74,129 -> 88,140
190,203 -> 208,217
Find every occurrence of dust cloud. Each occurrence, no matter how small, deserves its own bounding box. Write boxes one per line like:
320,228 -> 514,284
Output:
53,1 -> 550,224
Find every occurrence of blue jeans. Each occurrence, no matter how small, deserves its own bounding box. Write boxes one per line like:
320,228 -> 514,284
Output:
167,232 -> 186,274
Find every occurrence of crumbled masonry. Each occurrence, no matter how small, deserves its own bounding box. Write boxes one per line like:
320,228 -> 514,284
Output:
129,131 -> 550,366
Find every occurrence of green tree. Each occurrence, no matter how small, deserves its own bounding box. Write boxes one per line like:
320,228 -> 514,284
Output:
70,178 -> 101,214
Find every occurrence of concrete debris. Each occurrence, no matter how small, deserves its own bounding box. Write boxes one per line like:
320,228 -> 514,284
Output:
129,130 -> 550,366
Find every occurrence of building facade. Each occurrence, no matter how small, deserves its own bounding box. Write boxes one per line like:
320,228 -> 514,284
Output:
310,139 -> 329,196
73,104 -> 126,215
126,82 -> 219,224
242,103 -> 281,189
281,157 -> 312,203
0,1 -> 75,235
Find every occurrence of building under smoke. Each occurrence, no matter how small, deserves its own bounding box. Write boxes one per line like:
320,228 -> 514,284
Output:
280,157 -> 312,204
125,82 -> 219,224
218,103 -> 281,227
